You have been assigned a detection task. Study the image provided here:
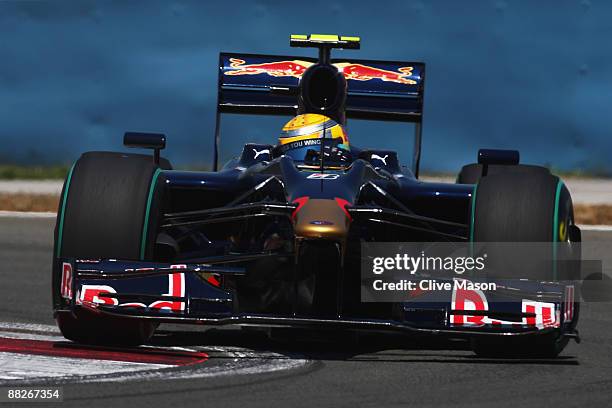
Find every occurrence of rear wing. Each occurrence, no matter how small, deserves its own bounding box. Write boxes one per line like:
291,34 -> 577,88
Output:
214,53 -> 426,175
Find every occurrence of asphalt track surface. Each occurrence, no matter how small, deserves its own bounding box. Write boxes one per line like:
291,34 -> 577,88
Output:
1,217 -> 612,407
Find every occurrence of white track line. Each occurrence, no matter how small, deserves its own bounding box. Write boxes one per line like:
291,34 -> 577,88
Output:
0,322 -> 179,382
0,180 -> 63,195
0,211 -> 56,218
579,224 -> 612,231
0,322 -> 64,342
0,322 -> 60,333
0,354 -> 169,381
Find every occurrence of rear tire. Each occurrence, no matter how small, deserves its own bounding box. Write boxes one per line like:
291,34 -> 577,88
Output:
470,170 -> 578,358
53,152 -> 170,346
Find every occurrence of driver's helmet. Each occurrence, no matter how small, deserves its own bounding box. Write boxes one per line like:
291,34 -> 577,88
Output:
275,114 -> 351,165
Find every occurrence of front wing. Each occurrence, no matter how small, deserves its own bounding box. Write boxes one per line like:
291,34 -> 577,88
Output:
54,258 -> 578,340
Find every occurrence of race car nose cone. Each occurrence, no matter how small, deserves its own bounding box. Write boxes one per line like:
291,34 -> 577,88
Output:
293,199 -> 350,240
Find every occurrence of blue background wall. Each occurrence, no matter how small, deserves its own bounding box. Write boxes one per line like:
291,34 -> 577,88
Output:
1,0 -> 610,173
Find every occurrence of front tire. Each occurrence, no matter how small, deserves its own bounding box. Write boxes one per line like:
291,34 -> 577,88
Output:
469,170 -> 579,358
53,151 -> 169,345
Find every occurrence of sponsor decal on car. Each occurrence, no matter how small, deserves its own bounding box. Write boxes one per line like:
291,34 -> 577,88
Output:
450,280 -> 559,329
522,299 -> 559,329
60,262 -> 73,300
310,220 -> 334,225
225,58 -> 311,78
371,154 -> 389,165
225,58 -> 417,85
306,173 -> 339,180
77,265 -> 187,312
149,268 -> 186,312
79,284 -> 118,306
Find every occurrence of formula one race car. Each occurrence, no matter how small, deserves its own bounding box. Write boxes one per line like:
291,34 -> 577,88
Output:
52,34 -> 581,357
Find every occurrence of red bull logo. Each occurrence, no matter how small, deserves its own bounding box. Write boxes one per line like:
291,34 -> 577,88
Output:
334,62 -> 416,85
225,58 -> 312,78
225,58 -> 417,85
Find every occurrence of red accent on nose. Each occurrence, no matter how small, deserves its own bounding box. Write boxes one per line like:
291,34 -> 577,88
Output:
292,196 -> 310,220
207,275 -> 220,287
334,197 -> 352,221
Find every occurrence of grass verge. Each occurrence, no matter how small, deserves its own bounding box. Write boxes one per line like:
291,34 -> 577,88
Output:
0,165 -> 70,180
0,193 -> 59,212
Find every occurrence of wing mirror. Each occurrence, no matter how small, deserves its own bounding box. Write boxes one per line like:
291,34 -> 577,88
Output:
124,132 -> 166,165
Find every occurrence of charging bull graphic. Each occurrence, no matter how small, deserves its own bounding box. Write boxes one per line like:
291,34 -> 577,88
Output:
334,62 -> 416,85
226,58 -> 312,78
225,58 -> 416,85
